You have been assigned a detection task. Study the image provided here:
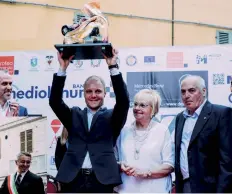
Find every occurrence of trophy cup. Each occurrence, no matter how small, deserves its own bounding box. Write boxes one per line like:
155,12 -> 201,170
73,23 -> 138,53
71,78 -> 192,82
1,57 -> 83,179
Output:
54,1 -> 113,60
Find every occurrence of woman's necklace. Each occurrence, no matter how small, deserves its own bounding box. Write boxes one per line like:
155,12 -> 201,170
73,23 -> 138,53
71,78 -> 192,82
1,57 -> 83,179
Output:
133,120 -> 153,160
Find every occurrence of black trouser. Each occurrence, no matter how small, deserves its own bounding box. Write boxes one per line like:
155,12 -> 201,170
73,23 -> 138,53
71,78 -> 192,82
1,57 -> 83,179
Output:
183,178 -> 191,193
61,169 -> 114,193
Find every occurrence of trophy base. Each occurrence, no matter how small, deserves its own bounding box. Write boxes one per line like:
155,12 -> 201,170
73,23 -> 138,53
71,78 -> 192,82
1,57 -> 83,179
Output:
54,43 -> 113,60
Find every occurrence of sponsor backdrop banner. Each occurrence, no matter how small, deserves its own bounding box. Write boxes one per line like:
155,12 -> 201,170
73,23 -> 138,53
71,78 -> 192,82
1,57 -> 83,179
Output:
0,45 -> 232,176
127,71 -> 208,107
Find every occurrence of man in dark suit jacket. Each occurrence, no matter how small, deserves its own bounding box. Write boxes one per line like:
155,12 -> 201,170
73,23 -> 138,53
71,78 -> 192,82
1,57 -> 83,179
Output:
174,75 -> 232,193
49,48 -> 130,193
0,70 -> 28,117
0,152 -> 45,194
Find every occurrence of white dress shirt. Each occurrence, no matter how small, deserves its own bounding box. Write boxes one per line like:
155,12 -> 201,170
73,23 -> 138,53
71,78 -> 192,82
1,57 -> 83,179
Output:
81,107 -> 96,168
0,101 -> 10,116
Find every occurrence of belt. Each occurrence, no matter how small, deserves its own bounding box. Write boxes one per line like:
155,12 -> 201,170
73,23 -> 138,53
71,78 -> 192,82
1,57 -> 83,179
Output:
183,178 -> 190,183
81,168 -> 93,175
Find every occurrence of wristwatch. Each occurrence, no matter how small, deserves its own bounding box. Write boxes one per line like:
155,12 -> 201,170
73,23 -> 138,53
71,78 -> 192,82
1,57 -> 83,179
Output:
108,64 -> 119,69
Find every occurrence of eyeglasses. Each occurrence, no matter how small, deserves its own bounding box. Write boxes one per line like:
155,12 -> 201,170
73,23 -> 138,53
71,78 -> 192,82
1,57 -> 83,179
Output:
133,102 -> 150,109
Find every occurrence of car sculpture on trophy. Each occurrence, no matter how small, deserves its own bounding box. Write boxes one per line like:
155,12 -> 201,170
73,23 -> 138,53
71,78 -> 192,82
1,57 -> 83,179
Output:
55,1 -> 113,60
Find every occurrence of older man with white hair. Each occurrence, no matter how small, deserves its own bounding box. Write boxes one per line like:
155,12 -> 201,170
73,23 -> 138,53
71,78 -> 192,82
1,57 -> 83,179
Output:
174,75 -> 232,193
0,70 -> 28,117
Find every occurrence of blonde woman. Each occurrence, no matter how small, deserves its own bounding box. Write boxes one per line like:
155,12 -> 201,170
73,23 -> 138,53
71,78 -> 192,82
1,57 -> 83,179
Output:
115,89 -> 174,193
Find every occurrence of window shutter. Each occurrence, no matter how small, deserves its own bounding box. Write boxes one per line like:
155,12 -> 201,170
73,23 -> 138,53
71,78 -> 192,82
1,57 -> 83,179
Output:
26,129 -> 33,153
20,131 -> 25,152
20,129 -> 33,153
216,30 -> 232,44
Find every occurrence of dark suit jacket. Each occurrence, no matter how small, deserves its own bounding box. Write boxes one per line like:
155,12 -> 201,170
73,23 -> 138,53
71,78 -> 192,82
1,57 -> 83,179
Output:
49,73 -> 129,186
18,105 -> 28,116
175,101 -> 232,193
55,136 -> 67,170
0,171 -> 45,194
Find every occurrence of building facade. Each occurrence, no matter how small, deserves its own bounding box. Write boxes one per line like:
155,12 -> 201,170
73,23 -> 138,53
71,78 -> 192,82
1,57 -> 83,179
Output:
0,0 -> 232,51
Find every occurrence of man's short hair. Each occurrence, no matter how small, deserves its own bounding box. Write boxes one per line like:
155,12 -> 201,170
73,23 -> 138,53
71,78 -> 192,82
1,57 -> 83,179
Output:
16,152 -> 32,161
83,75 -> 106,92
181,75 -> 206,91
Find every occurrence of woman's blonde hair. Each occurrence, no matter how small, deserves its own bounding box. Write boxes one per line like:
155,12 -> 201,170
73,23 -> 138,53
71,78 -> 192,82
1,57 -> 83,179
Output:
134,89 -> 162,118
60,127 -> 68,145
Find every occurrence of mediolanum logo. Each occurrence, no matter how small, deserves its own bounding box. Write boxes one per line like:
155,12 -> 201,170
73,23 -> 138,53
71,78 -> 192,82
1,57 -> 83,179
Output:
11,83 -> 115,100
11,85 -> 84,100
